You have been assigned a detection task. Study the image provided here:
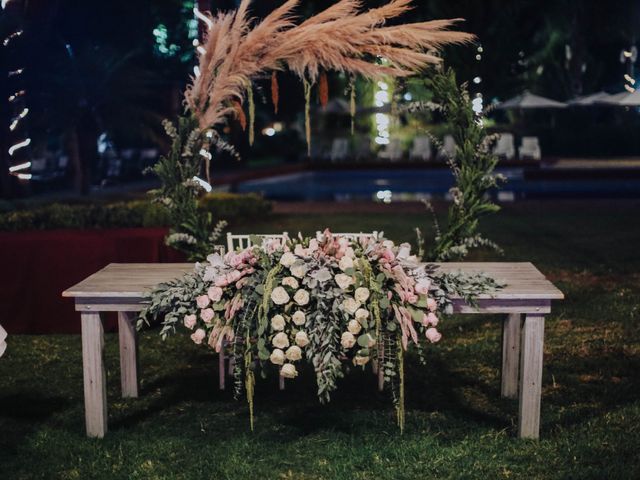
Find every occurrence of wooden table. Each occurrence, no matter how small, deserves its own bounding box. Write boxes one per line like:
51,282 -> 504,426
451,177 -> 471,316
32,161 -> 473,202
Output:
63,262 -> 563,439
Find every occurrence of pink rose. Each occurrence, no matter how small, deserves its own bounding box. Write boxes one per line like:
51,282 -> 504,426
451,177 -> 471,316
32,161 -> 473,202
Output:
191,328 -> 206,344
415,279 -> 431,295
426,298 -> 437,311
422,312 -> 439,327
382,248 -> 395,263
196,295 -> 210,309
214,276 -> 229,287
425,327 -> 442,343
207,286 -> 223,302
183,314 -> 197,330
200,308 -> 215,323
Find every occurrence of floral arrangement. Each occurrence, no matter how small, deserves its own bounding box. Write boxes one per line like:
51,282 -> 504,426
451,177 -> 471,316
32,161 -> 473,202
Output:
141,230 -> 500,432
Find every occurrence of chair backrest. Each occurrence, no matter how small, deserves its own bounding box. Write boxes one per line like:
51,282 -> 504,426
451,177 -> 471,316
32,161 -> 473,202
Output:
330,138 -> 350,161
227,232 -> 289,253
443,135 -> 456,154
385,139 -> 403,161
410,136 -> 432,160
494,133 -> 515,156
521,136 -> 540,150
315,231 -> 379,241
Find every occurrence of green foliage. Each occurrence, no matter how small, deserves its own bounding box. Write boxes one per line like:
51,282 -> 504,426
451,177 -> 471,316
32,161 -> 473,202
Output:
146,116 -> 249,261
199,193 -> 272,220
411,69 -> 503,261
0,195 -> 270,232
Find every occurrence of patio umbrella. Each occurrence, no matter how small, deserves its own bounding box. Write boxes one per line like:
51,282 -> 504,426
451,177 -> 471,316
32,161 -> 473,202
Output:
496,91 -> 567,110
601,90 -> 640,106
568,91 -> 613,106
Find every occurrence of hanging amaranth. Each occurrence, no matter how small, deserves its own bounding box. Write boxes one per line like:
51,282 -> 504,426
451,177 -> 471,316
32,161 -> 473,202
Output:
319,71 -> 329,109
303,79 -> 312,157
271,71 -> 279,115
349,78 -> 356,135
233,101 -> 247,131
247,82 -> 255,146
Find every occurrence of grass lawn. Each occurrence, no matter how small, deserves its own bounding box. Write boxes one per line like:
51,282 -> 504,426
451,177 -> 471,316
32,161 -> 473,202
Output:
1,200 -> 639,479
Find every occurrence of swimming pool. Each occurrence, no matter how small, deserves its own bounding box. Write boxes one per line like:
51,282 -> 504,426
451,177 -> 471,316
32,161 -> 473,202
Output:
235,167 -> 640,200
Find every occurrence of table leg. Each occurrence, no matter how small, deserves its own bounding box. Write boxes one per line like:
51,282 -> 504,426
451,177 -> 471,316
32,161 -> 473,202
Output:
501,313 -> 522,399
518,314 -> 545,439
118,312 -> 139,398
81,312 -> 107,438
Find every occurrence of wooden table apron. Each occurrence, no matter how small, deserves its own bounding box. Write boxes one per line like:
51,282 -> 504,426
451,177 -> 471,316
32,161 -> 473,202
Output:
62,262 -> 564,439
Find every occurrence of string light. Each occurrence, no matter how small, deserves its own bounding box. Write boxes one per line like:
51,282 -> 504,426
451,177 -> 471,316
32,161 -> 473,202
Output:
624,74 -> 636,85
196,45 -> 206,56
8,68 -> 23,77
16,173 -> 32,180
193,7 -> 213,29
2,29 -> 22,46
1,0 -> 12,9
192,176 -> 212,192
8,161 -> 30,172
8,138 -> 31,156
8,90 -> 25,102
193,65 -> 201,77
624,84 -> 635,93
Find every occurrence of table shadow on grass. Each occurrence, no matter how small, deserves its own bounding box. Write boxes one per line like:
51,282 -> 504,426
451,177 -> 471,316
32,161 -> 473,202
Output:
0,392 -> 71,456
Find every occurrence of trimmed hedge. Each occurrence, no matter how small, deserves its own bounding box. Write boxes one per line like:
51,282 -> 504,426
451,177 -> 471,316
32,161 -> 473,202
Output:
0,193 -> 272,232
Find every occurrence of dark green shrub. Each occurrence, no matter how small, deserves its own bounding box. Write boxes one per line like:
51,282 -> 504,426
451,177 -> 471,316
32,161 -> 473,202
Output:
199,192 -> 272,221
0,193 -> 271,232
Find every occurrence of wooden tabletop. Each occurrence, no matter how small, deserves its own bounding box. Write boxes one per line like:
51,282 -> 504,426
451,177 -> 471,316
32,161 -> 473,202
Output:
62,262 -> 564,301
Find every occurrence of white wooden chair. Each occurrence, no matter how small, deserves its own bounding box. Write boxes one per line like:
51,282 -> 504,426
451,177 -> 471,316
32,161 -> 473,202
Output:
409,136 -> 432,161
316,231 -> 379,241
519,136 -> 541,161
330,138 -> 350,162
226,232 -> 290,253
493,133 -> 515,160
0,324 -> 7,358
378,139 -> 403,162
438,134 -> 456,160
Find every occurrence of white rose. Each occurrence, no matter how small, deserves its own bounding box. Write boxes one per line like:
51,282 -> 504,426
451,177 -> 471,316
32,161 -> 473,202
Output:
295,331 -> 310,347
292,310 -> 306,326
282,276 -> 299,289
383,240 -> 395,249
354,287 -> 370,303
341,331 -> 356,349
271,314 -> 286,331
280,252 -> 297,267
339,255 -> 354,272
293,289 -> 310,306
353,355 -> 370,366
355,308 -> 370,322
271,286 -> 290,305
344,247 -> 355,259
290,262 -> 308,279
272,332 -> 290,349
280,363 -> 298,378
342,297 -> 360,315
347,319 -> 362,335
335,273 -> 354,290
270,348 -> 285,365
285,345 -> 303,361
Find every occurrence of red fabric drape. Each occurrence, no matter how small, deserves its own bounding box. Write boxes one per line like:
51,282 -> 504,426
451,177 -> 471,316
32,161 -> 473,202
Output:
0,228 -> 184,334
